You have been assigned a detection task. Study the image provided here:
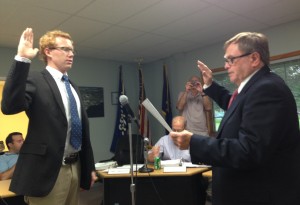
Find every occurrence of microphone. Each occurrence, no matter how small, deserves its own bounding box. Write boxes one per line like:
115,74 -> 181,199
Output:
119,95 -> 140,127
144,137 -> 149,146
139,137 -> 154,173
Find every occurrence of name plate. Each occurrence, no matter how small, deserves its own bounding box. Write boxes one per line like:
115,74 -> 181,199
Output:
108,168 -> 130,174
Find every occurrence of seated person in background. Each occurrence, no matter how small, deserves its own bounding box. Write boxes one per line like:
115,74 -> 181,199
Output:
148,116 -> 190,162
0,132 -> 24,180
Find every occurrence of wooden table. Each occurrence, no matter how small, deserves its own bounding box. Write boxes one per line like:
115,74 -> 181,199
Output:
0,179 -> 27,205
98,166 -> 210,205
0,179 -> 16,198
202,170 -> 212,178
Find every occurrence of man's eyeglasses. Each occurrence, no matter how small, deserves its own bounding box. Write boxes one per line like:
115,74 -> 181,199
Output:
50,47 -> 76,55
224,52 -> 252,65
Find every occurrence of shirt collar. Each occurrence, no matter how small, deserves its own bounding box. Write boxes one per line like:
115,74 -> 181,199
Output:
238,69 -> 259,93
46,66 -> 67,81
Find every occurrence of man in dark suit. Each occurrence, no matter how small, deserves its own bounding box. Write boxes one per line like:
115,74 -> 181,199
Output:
170,32 -> 300,205
1,28 -> 97,205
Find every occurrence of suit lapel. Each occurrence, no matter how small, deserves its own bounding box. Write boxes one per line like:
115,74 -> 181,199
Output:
216,66 -> 270,138
41,70 -> 66,117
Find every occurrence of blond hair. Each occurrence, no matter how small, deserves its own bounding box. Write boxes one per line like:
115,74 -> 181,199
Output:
39,30 -> 73,63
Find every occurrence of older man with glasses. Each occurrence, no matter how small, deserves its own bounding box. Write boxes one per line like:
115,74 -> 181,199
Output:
170,32 -> 300,205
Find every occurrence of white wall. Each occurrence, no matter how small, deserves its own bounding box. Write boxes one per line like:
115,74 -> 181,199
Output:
1,19 -> 300,162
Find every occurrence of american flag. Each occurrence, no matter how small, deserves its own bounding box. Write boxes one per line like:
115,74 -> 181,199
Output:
138,65 -> 151,141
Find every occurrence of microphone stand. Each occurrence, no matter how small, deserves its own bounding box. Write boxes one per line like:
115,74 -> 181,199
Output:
127,116 -> 136,205
138,141 -> 154,173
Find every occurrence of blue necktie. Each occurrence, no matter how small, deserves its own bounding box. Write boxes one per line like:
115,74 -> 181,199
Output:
62,75 -> 82,150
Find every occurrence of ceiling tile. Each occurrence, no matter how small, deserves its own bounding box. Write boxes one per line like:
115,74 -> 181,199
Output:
0,0 -> 300,63
119,0 -> 210,31
107,33 -> 169,53
153,5 -> 235,38
80,26 -> 144,49
77,0 -> 161,24
56,16 -> 112,44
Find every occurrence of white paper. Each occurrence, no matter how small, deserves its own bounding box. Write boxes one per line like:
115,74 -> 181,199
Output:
182,162 -> 211,168
95,161 -> 117,170
161,159 -> 180,167
163,166 -> 186,173
108,168 -> 130,174
142,98 -> 172,132
118,164 -> 144,171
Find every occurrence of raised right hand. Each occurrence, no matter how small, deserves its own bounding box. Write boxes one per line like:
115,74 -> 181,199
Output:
17,28 -> 39,59
197,60 -> 213,86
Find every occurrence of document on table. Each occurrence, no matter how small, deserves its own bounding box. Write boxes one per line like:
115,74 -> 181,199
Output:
182,162 -> 211,168
163,166 -> 187,173
108,168 -> 130,174
95,161 -> 117,170
103,164 -> 144,174
161,159 -> 180,167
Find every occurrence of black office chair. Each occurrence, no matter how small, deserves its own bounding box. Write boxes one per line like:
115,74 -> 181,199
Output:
114,134 -> 144,166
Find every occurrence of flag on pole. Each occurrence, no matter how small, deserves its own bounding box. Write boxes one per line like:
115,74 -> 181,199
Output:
138,65 -> 151,141
161,64 -> 173,134
110,66 -> 128,153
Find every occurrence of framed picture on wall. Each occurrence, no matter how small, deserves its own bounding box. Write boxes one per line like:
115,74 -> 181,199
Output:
79,86 -> 104,118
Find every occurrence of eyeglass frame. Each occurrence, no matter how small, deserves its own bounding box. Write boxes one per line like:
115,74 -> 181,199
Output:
224,52 -> 252,65
49,46 -> 76,55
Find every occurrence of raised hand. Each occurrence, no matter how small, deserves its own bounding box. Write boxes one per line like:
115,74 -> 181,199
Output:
17,28 -> 39,59
185,81 -> 193,92
197,60 -> 213,86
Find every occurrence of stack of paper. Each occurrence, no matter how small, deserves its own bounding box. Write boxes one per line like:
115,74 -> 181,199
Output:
163,166 -> 187,173
103,164 -> 144,174
95,161 -> 117,170
161,159 -> 181,167
108,168 -> 130,174
118,164 -> 144,171
182,162 -> 211,168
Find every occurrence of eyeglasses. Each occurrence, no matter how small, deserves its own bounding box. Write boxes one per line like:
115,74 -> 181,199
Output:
224,52 -> 252,65
50,47 -> 76,55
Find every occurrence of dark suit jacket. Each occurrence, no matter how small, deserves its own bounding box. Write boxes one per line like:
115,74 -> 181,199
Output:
190,65 -> 300,205
1,60 -> 95,197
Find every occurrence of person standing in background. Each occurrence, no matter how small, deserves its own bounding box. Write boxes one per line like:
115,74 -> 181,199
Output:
171,32 -> 300,205
1,28 -> 97,205
0,132 -> 24,180
176,76 -> 212,136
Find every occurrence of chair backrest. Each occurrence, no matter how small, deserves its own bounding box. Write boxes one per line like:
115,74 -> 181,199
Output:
114,134 -> 144,166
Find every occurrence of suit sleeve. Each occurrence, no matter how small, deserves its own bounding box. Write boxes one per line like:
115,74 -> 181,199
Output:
1,61 -> 33,114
